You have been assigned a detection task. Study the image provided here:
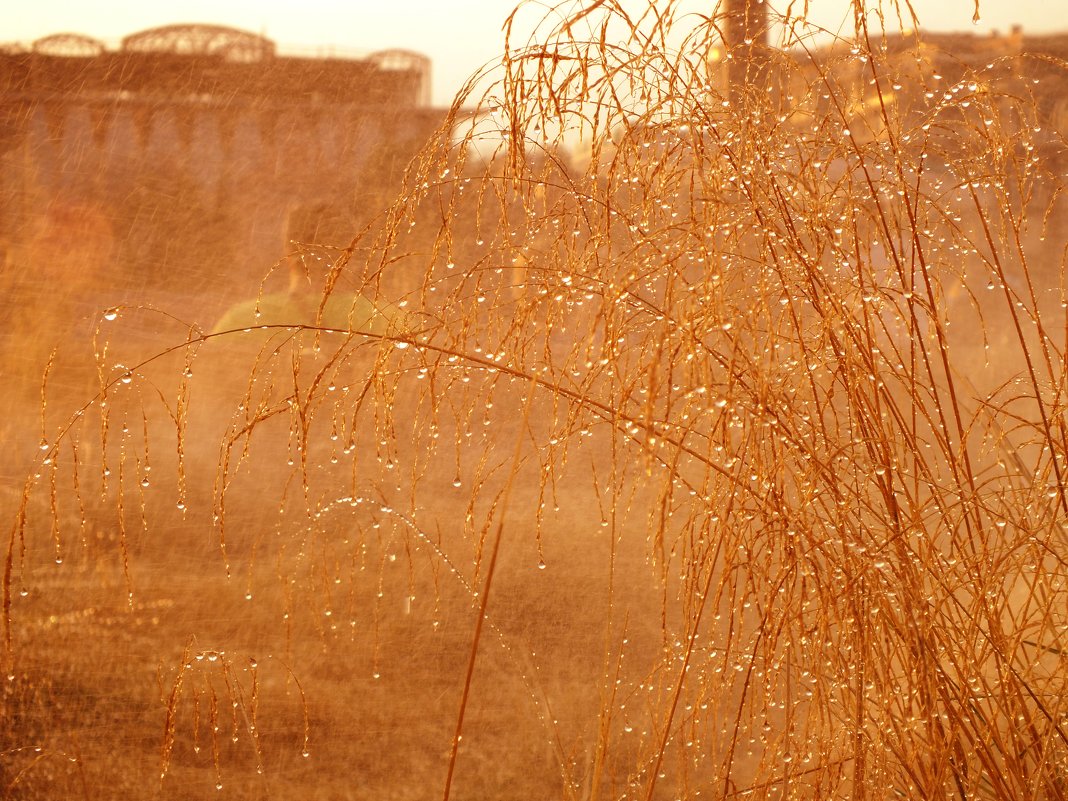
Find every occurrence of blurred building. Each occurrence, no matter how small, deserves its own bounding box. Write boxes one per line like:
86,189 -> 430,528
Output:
0,24 -> 442,315
788,26 -> 1068,151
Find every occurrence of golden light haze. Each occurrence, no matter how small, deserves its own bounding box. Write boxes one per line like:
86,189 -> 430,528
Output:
6,0 -> 1065,104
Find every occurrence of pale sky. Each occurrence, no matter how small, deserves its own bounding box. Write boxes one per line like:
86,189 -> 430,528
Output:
6,0 -> 1067,106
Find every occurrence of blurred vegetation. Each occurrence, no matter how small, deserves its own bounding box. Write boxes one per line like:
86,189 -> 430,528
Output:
4,2 -> 1068,800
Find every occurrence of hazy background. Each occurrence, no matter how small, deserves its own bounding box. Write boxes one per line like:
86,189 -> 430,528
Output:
4,0 -> 1068,798
7,0 -> 1066,106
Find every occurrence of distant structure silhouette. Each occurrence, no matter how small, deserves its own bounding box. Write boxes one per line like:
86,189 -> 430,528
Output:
800,27 -> 1068,167
705,19 -> 1068,154
0,25 -> 440,314
1,21 -> 1066,315
723,0 -> 771,104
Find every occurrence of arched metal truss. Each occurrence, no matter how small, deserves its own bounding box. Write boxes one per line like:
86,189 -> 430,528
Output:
32,33 -> 106,57
121,24 -> 275,62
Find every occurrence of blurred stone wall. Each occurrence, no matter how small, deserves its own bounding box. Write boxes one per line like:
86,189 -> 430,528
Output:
0,26 -> 446,474
0,26 -> 442,322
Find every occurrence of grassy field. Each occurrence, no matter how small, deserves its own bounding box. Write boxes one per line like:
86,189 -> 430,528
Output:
4,2 -> 1068,799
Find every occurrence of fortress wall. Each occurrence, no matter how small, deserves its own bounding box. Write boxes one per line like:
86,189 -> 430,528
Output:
0,39 -> 442,326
